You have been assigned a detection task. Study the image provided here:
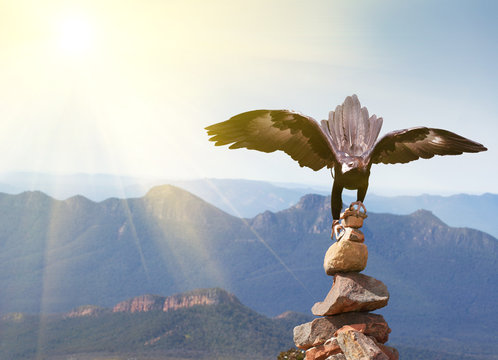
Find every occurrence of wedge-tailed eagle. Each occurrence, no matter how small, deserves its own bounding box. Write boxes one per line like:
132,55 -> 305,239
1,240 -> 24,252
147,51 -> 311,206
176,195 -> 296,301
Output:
206,95 -> 487,230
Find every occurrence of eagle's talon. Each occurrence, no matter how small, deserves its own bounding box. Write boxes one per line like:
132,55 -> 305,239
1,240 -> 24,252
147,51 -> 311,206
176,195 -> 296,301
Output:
332,220 -> 345,241
349,201 -> 367,215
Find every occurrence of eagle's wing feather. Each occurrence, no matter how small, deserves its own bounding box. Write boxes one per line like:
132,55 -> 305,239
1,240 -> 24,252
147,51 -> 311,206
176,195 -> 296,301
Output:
369,127 -> 487,165
206,110 -> 338,171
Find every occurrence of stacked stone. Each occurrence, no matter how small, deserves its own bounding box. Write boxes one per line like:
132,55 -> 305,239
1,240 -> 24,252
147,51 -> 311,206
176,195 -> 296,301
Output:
293,204 -> 399,360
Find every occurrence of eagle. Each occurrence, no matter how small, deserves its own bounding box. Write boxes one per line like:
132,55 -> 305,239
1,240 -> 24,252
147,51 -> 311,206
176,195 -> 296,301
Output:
205,95 -> 487,234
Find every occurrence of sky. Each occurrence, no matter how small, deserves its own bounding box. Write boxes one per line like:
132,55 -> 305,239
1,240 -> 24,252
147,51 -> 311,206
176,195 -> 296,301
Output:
0,0 -> 496,196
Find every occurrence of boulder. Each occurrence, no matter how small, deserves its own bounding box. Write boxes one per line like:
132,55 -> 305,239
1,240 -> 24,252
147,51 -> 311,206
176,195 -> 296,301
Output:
336,329 -> 389,360
294,312 -> 390,350
324,240 -> 368,275
312,273 -> 389,316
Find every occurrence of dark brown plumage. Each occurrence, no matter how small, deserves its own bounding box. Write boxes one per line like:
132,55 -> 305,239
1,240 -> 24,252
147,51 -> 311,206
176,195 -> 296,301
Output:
206,95 -> 487,223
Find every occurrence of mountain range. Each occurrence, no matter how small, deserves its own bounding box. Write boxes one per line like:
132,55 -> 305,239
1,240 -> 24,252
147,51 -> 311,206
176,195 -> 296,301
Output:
1,288 -> 494,360
0,185 -> 496,357
1,173 -> 496,238
0,288 -> 306,360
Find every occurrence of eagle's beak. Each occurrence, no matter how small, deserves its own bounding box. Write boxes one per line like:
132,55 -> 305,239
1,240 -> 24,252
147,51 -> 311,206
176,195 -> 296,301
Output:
341,162 -> 355,174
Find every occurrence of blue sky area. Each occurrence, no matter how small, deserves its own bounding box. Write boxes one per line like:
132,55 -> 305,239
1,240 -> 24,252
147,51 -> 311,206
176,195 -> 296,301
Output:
0,0 -> 496,195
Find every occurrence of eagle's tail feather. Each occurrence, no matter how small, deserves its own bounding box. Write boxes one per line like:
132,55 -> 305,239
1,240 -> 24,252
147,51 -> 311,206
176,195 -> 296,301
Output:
326,95 -> 382,156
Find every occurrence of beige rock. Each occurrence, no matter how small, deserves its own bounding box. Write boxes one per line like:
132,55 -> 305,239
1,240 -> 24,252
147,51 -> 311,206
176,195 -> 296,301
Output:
324,240 -> 368,275
341,228 -> 365,243
336,329 -> 388,360
334,322 -> 390,344
342,215 -> 365,228
334,324 -> 367,335
312,273 -> 389,316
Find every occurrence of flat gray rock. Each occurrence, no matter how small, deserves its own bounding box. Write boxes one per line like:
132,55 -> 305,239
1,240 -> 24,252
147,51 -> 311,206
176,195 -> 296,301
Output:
312,273 -> 389,316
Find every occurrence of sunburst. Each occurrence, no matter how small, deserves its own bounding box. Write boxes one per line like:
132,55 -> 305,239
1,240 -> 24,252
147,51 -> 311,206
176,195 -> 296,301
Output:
55,13 -> 95,55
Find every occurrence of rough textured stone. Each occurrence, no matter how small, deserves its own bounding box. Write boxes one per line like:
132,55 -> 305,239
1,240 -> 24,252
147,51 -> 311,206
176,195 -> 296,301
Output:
305,340 -> 341,360
334,324 -> 367,334
342,215 -> 365,228
324,337 -> 339,346
293,312 -> 390,350
341,205 -> 367,228
341,228 -> 365,242
312,273 -> 389,316
333,322 -> 390,344
324,240 -> 368,275
325,354 -> 347,360
336,330 -> 389,360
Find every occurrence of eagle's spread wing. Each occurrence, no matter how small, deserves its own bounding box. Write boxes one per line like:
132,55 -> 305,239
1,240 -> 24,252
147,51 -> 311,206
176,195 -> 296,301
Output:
205,110 -> 338,171
369,127 -> 487,165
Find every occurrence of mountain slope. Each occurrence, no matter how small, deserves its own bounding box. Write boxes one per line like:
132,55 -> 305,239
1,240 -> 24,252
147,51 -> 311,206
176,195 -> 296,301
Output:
0,186 -> 496,355
0,289 -> 302,360
0,288 -> 494,360
0,186 -> 250,313
1,173 -> 496,237
343,192 -> 498,238
164,178 -> 328,217
166,179 -> 498,237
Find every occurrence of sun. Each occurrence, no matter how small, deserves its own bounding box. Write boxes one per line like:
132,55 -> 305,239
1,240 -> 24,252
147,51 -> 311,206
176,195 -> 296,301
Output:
55,13 -> 95,55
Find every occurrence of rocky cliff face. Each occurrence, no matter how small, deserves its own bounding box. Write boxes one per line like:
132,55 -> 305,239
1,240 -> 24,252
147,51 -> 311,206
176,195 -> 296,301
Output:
113,294 -> 166,313
64,305 -> 108,318
112,288 -> 240,313
162,288 -> 240,311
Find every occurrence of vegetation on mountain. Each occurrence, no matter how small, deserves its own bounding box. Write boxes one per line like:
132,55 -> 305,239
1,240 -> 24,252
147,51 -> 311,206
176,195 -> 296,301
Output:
0,293 -> 304,360
0,186 -> 496,358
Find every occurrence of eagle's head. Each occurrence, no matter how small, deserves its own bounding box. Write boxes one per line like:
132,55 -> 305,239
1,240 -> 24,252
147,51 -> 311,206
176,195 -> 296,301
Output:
340,156 -> 368,175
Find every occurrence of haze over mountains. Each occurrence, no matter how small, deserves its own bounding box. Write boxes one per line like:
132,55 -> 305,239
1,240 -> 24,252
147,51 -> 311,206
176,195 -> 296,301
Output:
1,173 -> 497,237
0,184 -> 496,358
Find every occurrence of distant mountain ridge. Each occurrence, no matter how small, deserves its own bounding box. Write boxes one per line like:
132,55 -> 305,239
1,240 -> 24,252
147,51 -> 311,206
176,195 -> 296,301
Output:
0,185 -> 496,357
1,288 -> 494,360
65,288 -> 245,318
1,173 -> 496,237
0,288 -> 305,360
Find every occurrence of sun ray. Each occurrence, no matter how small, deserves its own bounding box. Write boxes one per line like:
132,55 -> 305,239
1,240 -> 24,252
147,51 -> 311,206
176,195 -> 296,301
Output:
93,113 -> 154,286
201,178 -> 314,298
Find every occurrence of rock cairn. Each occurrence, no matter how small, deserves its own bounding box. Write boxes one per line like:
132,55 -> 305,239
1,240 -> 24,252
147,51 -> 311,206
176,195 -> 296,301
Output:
293,203 -> 398,360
